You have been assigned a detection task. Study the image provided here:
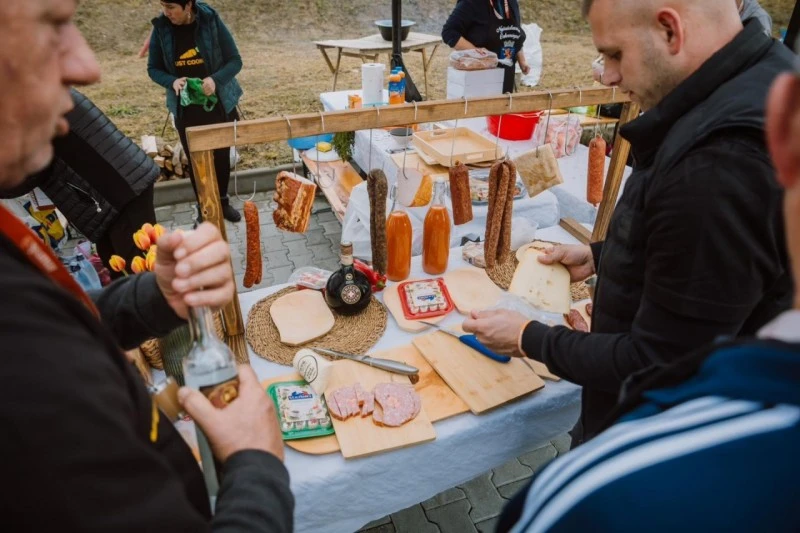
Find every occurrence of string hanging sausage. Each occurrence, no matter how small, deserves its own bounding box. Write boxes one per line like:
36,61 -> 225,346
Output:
367,169 -> 388,275
449,161 -> 473,225
243,200 -> 262,288
587,133 -> 607,206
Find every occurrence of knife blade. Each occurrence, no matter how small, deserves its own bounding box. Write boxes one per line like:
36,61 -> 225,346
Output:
418,321 -> 512,363
312,347 -> 419,376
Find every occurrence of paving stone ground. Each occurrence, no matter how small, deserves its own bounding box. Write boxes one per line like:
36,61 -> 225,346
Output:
154,193 -> 571,531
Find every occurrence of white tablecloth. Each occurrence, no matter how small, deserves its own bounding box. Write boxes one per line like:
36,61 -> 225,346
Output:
237,232 -> 582,532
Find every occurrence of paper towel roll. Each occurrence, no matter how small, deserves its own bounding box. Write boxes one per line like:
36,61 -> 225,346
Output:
362,63 -> 385,107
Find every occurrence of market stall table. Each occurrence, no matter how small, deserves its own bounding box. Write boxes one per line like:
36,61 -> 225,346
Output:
314,33 -> 441,95
234,234 -> 583,532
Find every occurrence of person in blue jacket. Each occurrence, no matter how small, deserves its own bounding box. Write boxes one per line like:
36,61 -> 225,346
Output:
497,31 -> 800,533
148,0 -> 243,223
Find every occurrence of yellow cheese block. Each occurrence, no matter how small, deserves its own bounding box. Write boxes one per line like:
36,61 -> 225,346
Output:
508,249 -> 571,314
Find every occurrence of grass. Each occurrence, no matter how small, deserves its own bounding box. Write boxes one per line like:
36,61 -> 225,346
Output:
76,0 -> 797,169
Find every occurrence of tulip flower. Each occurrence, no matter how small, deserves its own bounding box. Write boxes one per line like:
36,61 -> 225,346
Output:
133,230 -> 151,252
108,255 -> 128,275
141,223 -> 157,244
146,246 -> 157,271
153,223 -> 167,241
131,256 -> 147,274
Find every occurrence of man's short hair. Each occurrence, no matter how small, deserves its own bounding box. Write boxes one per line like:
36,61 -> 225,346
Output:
582,0 -> 596,18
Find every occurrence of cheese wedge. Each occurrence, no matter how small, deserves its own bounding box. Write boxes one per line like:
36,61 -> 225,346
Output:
508,249 -> 571,314
270,290 -> 335,346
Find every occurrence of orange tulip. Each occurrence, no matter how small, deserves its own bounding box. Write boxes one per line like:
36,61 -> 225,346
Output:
153,223 -> 167,241
146,246 -> 157,271
133,230 -> 151,251
108,255 -> 127,273
131,256 -> 147,274
141,223 -> 157,244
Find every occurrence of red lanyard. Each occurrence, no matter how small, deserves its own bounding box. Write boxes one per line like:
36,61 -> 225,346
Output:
490,0 -> 510,19
0,203 -> 99,317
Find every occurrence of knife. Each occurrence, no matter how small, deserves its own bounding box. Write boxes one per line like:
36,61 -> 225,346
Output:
311,347 -> 419,376
418,322 -> 512,364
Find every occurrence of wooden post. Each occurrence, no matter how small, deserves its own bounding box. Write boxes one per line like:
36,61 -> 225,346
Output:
190,149 -> 249,364
559,218 -> 592,244
591,102 -> 640,242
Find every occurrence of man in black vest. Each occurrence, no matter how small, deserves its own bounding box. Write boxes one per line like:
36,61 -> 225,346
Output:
464,0 -> 795,445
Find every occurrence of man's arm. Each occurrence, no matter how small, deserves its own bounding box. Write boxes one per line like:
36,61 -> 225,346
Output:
0,264 -> 292,531
521,141 -> 786,392
209,18 -> 243,87
89,273 -> 184,350
147,28 -> 178,90
442,0 -> 477,48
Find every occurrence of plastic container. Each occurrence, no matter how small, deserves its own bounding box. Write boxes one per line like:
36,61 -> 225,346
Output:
398,278 -> 455,320
486,112 -> 542,141
287,133 -> 334,151
267,381 -> 335,441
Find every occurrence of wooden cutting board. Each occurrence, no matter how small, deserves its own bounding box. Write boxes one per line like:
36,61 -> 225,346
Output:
413,329 -> 546,414
383,282 -> 446,332
443,267 -> 504,315
325,359 -> 437,459
263,345 -> 468,455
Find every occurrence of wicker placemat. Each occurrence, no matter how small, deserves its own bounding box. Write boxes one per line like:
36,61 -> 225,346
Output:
246,287 -> 388,365
486,247 -> 591,303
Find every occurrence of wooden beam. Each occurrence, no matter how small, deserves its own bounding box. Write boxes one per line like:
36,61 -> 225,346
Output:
592,102 -> 640,242
559,218 -> 592,244
186,87 -> 630,152
190,149 -> 249,364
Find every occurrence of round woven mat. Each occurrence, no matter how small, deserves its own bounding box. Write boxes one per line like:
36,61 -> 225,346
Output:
246,287 -> 388,365
486,246 -> 591,303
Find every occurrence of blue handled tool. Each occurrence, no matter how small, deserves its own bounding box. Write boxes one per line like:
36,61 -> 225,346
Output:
419,321 -> 512,363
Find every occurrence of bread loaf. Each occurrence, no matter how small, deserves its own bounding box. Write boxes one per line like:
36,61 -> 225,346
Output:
273,171 -> 316,233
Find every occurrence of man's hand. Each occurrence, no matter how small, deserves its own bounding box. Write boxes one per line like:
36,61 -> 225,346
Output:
154,223 -> 234,319
538,244 -> 595,282
172,77 -> 188,96
517,52 -> 531,75
462,309 -> 531,357
179,365 -> 284,463
202,77 -> 216,97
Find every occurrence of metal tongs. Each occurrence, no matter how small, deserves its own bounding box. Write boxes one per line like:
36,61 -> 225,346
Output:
312,347 -> 419,377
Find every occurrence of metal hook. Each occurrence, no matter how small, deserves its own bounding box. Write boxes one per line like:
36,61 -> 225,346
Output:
413,100 -> 419,123
314,111 -> 334,189
612,85 -> 617,102
368,107 -> 379,171
537,91 -> 555,158
464,96 -> 469,116
284,115 -> 298,176
232,119 -> 255,202
449,113 -> 460,167
574,86 -> 583,105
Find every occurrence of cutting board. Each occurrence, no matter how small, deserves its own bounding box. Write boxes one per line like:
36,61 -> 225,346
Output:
413,329 -> 546,414
263,345 -> 468,455
443,267 -> 504,315
383,282 -> 446,332
325,359 -> 437,459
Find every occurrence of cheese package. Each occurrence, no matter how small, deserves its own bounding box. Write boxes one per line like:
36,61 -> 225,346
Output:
513,144 -> 564,198
508,249 -> 571,314
462,241 -> 486,268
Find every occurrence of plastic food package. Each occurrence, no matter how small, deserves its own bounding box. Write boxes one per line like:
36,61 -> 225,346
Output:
532,114 -> 583,159
267,381 -> 335,441
449,48 -> 499,71
289,266 -> 333,290
398,278 -> 455,320
488,293 -> 566,327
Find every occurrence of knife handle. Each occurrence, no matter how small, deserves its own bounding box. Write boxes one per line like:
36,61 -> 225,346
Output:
458,334 -> 512,363
363,356 -> 419,376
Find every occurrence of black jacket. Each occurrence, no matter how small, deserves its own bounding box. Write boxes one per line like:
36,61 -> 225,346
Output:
0,234 -> 294,531
1,90 -> 159,242
520,21 -> 795,442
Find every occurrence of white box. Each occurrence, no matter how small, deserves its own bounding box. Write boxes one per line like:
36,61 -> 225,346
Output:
446,67 -> 504,99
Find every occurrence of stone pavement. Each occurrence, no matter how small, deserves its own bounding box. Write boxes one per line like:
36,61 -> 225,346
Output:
154,193 -> 572,531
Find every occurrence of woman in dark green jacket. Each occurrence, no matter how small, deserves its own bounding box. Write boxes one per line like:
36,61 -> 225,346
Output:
148,0 -> 243,222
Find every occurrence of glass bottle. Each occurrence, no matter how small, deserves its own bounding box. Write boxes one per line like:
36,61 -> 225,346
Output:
324,241 -> 372,315
422,179 -> 451,275
182,306 -> 240,509
386,208 -> 412,282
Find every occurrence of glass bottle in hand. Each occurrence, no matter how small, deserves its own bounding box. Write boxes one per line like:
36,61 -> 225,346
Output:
325,241 -> 372,315
182,306 -> 240,509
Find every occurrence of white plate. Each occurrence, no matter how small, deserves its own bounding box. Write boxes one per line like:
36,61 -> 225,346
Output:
304,148 -> 341,162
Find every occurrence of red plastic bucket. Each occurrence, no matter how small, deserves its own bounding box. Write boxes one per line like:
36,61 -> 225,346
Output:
486,112 -> 542,141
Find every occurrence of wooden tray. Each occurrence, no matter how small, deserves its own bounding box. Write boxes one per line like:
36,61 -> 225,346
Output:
413,127 -> 501,168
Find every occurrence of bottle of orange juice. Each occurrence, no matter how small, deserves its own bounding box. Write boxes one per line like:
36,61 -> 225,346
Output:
386,208 -> 412,282
388,67 -> 406,105
422,180 -> 451,275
